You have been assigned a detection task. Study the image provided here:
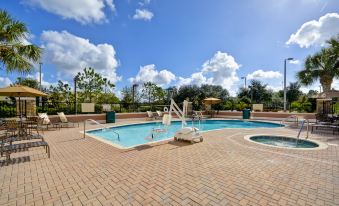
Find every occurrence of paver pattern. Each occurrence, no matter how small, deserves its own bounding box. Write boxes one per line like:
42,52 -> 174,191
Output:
0,120 -> 338,206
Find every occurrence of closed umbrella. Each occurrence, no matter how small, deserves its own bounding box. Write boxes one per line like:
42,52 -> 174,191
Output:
0,85 -> 47,118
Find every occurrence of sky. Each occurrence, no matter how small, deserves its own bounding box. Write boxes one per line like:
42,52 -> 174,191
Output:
0,0 -> 339,97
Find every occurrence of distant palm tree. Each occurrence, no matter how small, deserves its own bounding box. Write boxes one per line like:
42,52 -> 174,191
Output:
0,10 -> 42,73
297,35 -> 339,92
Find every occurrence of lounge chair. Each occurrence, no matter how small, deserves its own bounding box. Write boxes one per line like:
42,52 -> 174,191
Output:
0,133 -> 50,161
155,111 -> 163,120
146,111 -> 155,120
311,123 -> 339,135
57,112 -> 79,128
38,113 -> 61,130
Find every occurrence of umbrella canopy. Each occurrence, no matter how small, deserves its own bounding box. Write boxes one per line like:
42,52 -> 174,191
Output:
203,97 -> 221,105
0,85 -> 47,97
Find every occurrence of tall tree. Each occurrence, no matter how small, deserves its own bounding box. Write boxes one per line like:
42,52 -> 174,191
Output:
141,82 -> 166,104
278,82 -> 303,103
174,85 -> 202,110
297,36 -> 339,92
75,67 -> 115,102
13,77 -> 39,89
49,80 -> 73,103
238,80 -> 272,103
0,10 -> 42,73
200,84 -> 229,101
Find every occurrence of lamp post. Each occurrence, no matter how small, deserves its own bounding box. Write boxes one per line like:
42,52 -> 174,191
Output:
38,62 -> 43,105
39,62 -> 42,91
74,76 -> 79,115
284,57 -> 294,112
241,76 -> 247,88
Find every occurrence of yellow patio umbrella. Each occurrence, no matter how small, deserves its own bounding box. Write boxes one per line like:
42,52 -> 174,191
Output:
203,97 -> 222,105
0,85 -> 47,97
0,85 -> 47,117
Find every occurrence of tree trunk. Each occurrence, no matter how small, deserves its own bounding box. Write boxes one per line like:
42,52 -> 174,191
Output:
320,75 -> 333,92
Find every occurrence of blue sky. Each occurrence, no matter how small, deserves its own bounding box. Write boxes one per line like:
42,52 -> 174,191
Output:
1,0 -> 339,96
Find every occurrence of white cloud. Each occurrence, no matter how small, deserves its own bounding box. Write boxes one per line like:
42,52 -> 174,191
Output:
332,78 -> 339,90
129,64 -> 175,86
27,72 -> 58,87
290,59 -> 300,65
139,0 -> 151,6
267,85 -> 282,92
0,76 -> 12,87
133,9 -> 154,21
178,51 -> 240,91
41,30 -> 121,83
178,72 -> 212,87
22,0 -> 115,24
286,13 -> 339,48
247,70 -> 282,80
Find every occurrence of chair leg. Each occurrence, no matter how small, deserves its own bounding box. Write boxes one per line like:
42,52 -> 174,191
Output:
47,146 -> 50,158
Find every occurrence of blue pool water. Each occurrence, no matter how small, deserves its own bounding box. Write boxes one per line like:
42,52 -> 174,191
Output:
86,120 -> 282,148
249,135 -> 319,148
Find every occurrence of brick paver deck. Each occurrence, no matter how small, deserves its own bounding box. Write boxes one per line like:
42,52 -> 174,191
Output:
0,120 -> 338,205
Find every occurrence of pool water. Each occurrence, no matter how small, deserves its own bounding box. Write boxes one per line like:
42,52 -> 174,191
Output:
86,120 -> 282,148
249,135 -> 319,148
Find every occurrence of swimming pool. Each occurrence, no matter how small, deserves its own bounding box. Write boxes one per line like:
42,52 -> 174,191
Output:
86,120 -> 283,148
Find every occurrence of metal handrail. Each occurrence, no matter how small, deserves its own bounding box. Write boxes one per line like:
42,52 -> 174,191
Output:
83,119 -> 119,141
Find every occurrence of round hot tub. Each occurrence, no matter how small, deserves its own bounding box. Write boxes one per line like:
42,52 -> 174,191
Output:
244,135 -> 327,150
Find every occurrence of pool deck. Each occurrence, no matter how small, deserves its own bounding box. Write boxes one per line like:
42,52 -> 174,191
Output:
0,119 -> 338,205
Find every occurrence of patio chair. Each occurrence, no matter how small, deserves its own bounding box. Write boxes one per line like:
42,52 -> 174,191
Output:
38,113 -> 61,130
155,111 -> 163,120
57,112 -> 79,128
311,123 -> 339,135
3,120 -> 18,136
146,111 -> 155,120
4,118 -> 44,141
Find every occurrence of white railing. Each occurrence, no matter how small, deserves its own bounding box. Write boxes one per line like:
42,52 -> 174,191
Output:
83,119 -> 119,140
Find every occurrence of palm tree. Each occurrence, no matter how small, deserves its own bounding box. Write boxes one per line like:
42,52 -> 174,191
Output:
297,35 -> 339,92
327,35 -> 339,70
0,10 -> 42,73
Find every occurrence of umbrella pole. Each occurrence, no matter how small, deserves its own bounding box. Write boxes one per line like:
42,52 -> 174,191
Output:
19,96 -> 22,120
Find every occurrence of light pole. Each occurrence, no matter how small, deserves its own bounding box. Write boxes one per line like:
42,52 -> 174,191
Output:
39,62 -> 42,91
284,57 -> 294,112
39,62 -> 43,105
241,76 -> 247,88
74,76 -> 79,115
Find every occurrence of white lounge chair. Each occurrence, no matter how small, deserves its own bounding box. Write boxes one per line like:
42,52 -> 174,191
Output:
57,112 -> 79,128
155,111 -> 163,120
146,111 -> 155,120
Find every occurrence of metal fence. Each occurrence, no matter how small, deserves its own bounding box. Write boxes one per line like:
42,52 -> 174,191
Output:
320,100 -> 339,115
0,100 -> 315,118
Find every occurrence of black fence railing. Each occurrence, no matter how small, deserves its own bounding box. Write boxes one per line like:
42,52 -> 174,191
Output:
320,100 -> 339,115
35,101 -> 171,115
0,100 -> 318,118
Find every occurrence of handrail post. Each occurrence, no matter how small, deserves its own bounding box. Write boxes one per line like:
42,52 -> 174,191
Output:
83,120 -> 86,139
306,119 -> 309,139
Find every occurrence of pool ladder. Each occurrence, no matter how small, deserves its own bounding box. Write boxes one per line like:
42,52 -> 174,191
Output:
296,119 -> 310,140
83,119 -> 120,141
